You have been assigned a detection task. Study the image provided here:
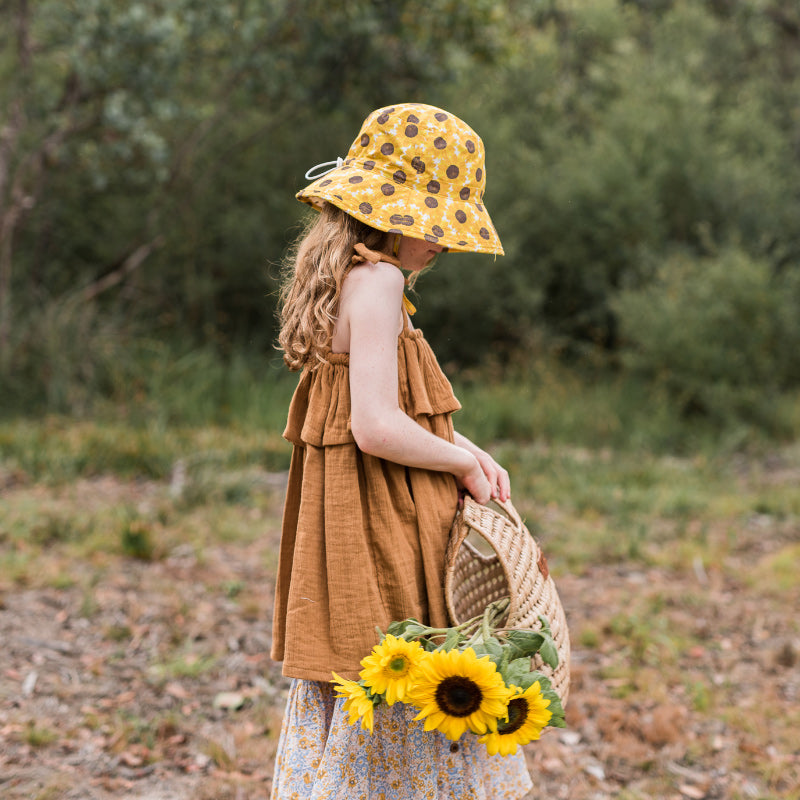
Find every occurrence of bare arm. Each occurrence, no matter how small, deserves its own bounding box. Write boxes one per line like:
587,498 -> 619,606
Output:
341,261 -> 493,503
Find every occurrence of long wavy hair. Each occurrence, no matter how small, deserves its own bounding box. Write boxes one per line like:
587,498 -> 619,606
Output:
278,203 -> 390,370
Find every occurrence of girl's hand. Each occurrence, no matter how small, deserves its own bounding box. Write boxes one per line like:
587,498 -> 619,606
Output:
452,432 -> 511,503
456,456 -> 493,505
474,449 -> 511,503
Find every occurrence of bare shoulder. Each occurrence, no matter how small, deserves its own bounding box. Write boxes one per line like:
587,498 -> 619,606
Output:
341,261 -> 404,320
333,260 -> 404,352
344,259 -> 405,296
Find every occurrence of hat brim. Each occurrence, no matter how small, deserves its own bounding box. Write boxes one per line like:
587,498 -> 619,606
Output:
296,163 -> 504,256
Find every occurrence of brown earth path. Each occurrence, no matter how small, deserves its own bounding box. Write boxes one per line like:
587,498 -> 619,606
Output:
1,478 -> 798,800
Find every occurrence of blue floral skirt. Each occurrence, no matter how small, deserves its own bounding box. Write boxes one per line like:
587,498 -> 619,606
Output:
270,678 -> 532,800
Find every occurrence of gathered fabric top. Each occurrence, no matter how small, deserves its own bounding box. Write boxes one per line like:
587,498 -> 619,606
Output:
272,249 -> 463,680
283,328 -> 462,449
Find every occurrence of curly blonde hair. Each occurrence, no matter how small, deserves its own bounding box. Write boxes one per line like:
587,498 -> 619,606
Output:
278,203 -> 389,370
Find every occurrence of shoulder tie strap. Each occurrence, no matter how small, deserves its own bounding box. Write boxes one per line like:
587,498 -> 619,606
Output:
351,244 -> 416,316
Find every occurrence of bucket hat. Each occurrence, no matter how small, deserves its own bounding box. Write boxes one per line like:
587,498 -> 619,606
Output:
297,103 -> 503,256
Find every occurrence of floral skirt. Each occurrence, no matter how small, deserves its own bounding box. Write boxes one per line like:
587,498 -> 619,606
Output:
270,678 -> 532,800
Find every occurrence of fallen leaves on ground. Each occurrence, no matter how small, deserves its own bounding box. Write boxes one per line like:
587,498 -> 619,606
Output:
0,468 -> 798,800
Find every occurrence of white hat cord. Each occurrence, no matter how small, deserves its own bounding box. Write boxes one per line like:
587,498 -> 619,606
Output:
304,157 -> 344,181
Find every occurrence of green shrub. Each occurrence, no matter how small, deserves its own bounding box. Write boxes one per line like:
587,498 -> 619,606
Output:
421,0 -> 800,364
614,248 -> 800,429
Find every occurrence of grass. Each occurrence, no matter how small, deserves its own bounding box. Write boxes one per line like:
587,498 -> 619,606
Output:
0,417 -> 291,484
22,722 -> 59,748
749,543 -> 800,593
452,358 -> 800,455
32,780 -> 73,800
2,355 -> 798,585
148,652 -> 218,683
4,420 -> 794,586
4,339 -> 799,472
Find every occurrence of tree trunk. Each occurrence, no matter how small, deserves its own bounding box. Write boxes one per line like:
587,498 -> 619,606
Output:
0,0 -> 32,366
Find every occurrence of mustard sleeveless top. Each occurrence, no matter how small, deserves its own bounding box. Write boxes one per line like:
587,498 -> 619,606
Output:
271,280 -> 462,681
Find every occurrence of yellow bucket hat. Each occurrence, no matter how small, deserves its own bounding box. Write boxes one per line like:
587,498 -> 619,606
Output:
296,103 -> 503,256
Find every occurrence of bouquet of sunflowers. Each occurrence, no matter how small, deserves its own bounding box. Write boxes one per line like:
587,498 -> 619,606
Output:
331,598 -> 566,755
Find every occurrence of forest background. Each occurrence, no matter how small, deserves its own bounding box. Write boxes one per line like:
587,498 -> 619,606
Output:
1,2 -> 800,799
1,0 -> 799,438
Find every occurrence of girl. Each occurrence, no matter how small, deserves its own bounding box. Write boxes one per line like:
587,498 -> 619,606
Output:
271,104 -> 532,799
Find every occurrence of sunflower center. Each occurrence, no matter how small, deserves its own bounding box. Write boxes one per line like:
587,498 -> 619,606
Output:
497,698 -> 529,734
387,656 -> 410,676
434,677 -> 483,717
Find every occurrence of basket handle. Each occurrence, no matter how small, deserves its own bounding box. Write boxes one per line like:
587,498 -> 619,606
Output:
474,497 -> 550,579
462,494 -> 525,530
454,495 -> 527,552
489,497 -> 524,530
459,490 -> 524,528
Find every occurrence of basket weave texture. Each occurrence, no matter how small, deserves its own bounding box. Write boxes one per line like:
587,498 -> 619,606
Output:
444,497 -> 571,705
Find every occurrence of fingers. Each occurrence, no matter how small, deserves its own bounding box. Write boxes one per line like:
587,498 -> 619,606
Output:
459,452 -> 512,506
495,466 -> 511,502
489,469 -> 510,502
479,457 -> 511,503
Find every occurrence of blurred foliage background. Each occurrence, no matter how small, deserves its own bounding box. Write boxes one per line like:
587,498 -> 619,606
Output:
1,0 -> 799,441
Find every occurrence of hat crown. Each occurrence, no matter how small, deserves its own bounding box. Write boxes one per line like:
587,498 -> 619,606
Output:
296,102 -> 502,255
344,104 -> 487,206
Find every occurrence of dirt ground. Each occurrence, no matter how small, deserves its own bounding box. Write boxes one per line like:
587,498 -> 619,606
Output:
1,475 -> 798,800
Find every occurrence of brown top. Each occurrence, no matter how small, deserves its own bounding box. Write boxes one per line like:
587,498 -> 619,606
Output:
271,288 -> 462,681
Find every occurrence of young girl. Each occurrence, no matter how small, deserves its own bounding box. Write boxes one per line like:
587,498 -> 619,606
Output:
271,104 -> 532,799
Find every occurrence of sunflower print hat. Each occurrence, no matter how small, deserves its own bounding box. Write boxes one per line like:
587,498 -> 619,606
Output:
297,103 -> 504,256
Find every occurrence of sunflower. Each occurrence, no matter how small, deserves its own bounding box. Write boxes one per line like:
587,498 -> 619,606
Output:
359,634 -> 425,705
479,681 -> 552,756
331,672 -> 375,733
408,647 -> 513,741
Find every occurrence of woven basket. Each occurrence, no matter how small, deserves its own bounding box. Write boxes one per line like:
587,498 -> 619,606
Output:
444,496 -> 570,705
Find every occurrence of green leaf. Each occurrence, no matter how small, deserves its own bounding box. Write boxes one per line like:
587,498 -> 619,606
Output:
483,637 -> 504,657
498,643 -> 511,676
537,615 -> 553,636
503,657 -> 533,687
526,671 -> 553,692
367,687 -> 384,707
541,688 -> 566,728
439,628 -> 462,652
386,618 -> 422,637
538,637 -> 560,669
505,630 -> 546,657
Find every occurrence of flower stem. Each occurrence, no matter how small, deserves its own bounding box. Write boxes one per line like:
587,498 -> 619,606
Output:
481,603 -> 493,643
397,598 -> 511,648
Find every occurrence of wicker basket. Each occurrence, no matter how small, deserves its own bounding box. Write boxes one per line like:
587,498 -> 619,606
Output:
444,496 -> 571,705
